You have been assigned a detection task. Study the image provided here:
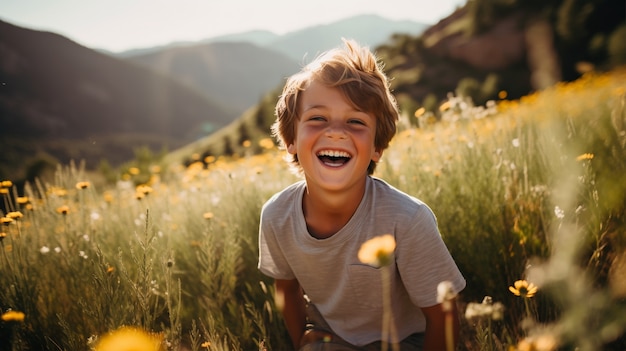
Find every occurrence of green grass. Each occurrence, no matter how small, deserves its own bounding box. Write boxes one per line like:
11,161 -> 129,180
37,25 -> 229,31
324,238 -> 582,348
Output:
1,68 -> 626,351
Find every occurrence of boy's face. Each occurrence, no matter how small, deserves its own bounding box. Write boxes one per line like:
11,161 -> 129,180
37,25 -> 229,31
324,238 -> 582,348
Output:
287,80 -> 381,191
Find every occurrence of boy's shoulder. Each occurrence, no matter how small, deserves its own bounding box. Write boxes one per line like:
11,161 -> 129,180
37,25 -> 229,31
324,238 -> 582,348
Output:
369,177 -> 434,218
261,180 -> 306,216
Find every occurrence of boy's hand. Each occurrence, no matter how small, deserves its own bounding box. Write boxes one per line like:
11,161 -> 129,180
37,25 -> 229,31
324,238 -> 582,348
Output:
299,328 -> 333,347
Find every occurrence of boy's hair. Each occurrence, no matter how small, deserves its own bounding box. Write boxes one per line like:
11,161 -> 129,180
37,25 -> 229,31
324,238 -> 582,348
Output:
272,39 -> 399,175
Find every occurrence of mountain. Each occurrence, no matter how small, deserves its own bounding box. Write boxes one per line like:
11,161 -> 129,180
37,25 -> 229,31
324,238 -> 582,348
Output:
125,41 -> 301,113
265,14 -> 429,62
119,14 -> 429,115
0,19 -> 238,181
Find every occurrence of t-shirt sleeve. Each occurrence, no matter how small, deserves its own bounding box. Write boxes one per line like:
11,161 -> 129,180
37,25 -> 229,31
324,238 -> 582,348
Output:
396,205 -> 466,308
257,202 -> 296,280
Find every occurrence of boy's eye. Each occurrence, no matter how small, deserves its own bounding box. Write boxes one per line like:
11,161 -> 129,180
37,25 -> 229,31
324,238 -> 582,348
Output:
348,119 -> 366,125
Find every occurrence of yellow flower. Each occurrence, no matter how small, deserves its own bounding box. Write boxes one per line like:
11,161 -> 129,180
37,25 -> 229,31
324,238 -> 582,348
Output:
203,212 -> 214,220
1,180 -> 13,188
201,341 -> 211,348
128,167 -> 141,175
48,187 -> 67,197
576,153 -> 594,161
6,212 -> 23,220
136,185 -> 153,195
16,196 -> 29,205
0,188 -> 8,195
1,310 -> 25,322
0,232 -> 6,241
509,280 -> 538,298
1,217 -> 14,225
56,205 -> 70,215
95,326 -> 162,351
242,140 -> 252,148
76,181 -> 91,189
358,234 -> 396,267
258,138 -> 275,150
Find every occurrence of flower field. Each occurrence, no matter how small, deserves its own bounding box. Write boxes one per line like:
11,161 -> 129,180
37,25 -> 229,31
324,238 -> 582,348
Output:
1,68 -> 626,351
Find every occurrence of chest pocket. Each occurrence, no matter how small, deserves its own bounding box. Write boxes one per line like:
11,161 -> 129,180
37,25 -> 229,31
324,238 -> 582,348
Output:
347,263 -> 384,309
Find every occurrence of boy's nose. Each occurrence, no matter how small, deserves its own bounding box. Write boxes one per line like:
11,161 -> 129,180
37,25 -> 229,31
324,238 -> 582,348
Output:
325,122 -> 347,139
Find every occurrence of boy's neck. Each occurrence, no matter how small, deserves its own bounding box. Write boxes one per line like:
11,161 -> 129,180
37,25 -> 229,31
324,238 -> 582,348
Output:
302,178 -> 367,239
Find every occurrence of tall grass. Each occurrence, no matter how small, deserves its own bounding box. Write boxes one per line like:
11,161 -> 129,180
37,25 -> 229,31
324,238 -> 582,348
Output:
1,68 -> 625,350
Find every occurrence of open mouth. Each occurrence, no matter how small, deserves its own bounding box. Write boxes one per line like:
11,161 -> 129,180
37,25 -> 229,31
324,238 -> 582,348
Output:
317,150 -> 352,167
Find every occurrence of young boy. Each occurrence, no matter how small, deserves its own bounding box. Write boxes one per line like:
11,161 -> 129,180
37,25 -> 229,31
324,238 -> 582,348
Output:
258,39 -> 466,351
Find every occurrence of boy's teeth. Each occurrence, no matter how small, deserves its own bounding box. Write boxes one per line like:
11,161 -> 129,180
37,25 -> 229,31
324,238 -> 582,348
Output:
318,150 -> 350,158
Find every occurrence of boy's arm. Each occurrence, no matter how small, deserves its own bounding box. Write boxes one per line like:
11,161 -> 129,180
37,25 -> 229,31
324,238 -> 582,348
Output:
421,298 -> 460,351
275,278 -> 306,350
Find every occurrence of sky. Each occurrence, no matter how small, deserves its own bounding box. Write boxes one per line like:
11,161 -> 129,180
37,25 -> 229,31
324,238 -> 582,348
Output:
0,0 -> 466,53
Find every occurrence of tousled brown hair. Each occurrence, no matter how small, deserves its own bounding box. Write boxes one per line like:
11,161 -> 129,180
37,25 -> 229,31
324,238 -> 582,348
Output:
272,39 -> 399,174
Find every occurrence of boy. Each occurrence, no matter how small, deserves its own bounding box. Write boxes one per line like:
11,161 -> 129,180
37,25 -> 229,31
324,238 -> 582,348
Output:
258,39 -> 466,350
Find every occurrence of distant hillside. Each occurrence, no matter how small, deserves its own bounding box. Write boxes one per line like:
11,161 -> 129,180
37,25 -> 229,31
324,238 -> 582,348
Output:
119,14 -> 429,115
125,42 -> 301,113
0,20 -> 238,181
265,14 -> 429,62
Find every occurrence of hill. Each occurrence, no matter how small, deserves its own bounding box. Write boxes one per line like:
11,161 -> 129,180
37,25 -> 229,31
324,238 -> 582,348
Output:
263,14 -> 429,62
119,14 -> 429,115
0,19 -> 238,181
125,41 -> 301,113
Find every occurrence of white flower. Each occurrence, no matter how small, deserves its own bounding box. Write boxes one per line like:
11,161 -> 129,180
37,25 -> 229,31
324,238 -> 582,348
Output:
512,138 -> 520,147
554,206 -> 565,219
40,246 -> 50,254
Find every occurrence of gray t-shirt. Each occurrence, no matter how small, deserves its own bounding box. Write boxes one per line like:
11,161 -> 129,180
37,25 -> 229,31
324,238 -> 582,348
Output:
258,176 -> 466,346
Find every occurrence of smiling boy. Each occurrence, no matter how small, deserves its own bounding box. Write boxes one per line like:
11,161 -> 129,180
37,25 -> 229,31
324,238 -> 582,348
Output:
258,39 -> 465,350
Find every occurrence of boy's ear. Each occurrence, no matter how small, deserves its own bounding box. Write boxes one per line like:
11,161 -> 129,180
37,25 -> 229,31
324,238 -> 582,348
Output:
287,144 -> 296,154
372,150 -> 382,162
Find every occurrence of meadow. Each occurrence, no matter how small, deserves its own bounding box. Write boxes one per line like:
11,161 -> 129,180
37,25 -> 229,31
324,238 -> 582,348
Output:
1,68 -> 626,351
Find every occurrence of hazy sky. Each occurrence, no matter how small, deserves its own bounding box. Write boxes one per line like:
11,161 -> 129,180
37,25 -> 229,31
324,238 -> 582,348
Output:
0,0 -> 466,52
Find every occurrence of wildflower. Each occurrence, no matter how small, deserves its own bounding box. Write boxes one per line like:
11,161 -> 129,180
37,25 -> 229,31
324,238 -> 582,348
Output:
56,205 -> 70,215
6,211 -> 23,220
48,186 -> 67,197
242,140 -> 252,148
437,281 -> 457,312
203,212 -> 214,220
1,217 -> 14,225
414,107 -> 426,118
512,138 -> 520,147
498,90 -> 508,99
516,333 -> 559,351
95,326 -> 162,351
103,191 -> 113,203
1,310 -> 25,322
0,232 -> 6,241
136,184 -> 153,196
201,341 -> 211,348
258,138 -> 275,150
576,153 -> 594,161
0,188 -> 8,195
128,167 -> 141,175
554,206 -> 565,219
509,280 -> 538,298
465,296 -> 504,321
106,265 -> 115,274
40,246 -> 50,254
1,180 -> 13,188
357,234 -> 396,267
54,247 -> 61,253
76,181 -> 91,189
16,196 -> 29,205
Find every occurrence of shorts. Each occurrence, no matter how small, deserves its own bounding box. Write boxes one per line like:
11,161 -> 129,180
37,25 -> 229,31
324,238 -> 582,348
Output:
299,299 -> 424,351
